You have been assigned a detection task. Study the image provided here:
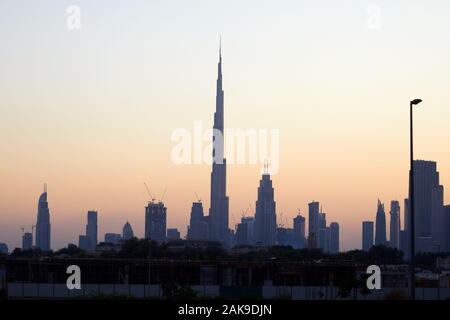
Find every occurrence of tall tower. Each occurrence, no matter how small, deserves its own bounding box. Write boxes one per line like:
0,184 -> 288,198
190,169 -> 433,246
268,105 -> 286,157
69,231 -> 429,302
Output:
254,172 -> 277,246
389,200 -> 400,249
362,221 -> 374,251
308,201 -> 320,248
209,42 -> 230,245
375,199 -> 387,246
86,210 -> 98,251
35,184 -> 51,251
145,201 -> 167,243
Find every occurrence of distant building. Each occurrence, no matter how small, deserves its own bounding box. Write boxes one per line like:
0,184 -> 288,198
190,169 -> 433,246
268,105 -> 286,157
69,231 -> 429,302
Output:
445,205 -> 450,252
389,201 -> 400,249
86,211 -> 98,251
104,233 -> 122,244
78,235 -> 91,250
0,243 -> 8,255
235,222 -> 249,246
254,173 -> 277,246
187,202 -> 209,240
293,214 -> 306,249
308,201 -> 320,248
22,232 -> 33,250
375,199 -> 387,246
241,216 -> 255,245
122,221 -> 134,240
35,185 -> 51,251
167,228 -> 181,241
318,227 -> 330,253
277,227 -> 294,247
329,222 -> 340,253
362,221 -> 374,251
145,201 -> 167,243
406,160 -> 445,255
208,47 -> 230,246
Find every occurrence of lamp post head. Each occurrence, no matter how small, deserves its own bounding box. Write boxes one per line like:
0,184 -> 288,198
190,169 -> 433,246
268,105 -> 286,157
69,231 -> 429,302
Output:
411,99 -> 423,106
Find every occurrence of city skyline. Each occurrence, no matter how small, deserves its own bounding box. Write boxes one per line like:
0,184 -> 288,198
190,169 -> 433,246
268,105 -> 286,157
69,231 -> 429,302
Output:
2,1 -> 450,251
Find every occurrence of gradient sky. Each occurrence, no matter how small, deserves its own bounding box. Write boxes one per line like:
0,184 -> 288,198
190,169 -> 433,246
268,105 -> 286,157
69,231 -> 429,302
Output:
1,0 -> 450,251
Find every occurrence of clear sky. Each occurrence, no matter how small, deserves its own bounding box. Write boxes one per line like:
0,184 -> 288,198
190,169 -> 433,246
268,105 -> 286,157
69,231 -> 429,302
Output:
1,0 -> 450,251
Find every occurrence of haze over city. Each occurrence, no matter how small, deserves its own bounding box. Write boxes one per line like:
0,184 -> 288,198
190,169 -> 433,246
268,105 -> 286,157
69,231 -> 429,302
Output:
1,0 -> 450,251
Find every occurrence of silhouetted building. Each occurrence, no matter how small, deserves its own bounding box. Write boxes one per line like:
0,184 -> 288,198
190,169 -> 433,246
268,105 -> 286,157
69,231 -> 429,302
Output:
241,216 -> 255,245
375,199 -> 387,246
308,201 -> 320,248
35,185 -> 51,251
362,221 -> 374,251
122,221 -> 134,240
293,214 -> 306,249
167,228 -> 181,241
406,160 -> 445,254
22,232 -> 33,250
104,233 -> 121,244
277,227 -> 294,246
330,222 -> 340,253
145,201 -> 167,243
78,235 -> 90,251
235,222 -> 249,246
389,201 -> 400,249
254,173 -> 277,246
208,45 -> 229,246
318,227 -> 330,253
445,205 -> 450,252
187,202 -> 209,240
86,211 -> 98,251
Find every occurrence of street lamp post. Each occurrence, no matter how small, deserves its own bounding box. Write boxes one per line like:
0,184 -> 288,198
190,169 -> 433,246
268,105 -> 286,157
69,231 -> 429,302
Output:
409,98 -> 422,300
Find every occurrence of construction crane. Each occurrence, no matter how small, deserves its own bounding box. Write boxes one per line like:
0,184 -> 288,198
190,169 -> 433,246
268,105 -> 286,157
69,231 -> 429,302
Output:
159,188 -> 167,203
194,192 -> 202,203
144,182 -> 155,203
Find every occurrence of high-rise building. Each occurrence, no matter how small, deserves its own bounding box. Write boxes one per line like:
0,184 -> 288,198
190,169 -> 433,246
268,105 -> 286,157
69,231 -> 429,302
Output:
375,199 -> 387,246
362,221 -> 374,251
406,160 -> 445,254
208,44 -> 230,246
308,201 -> 320,248
35,185 -> 51,251
79,235 -> 90,250
389,201 -> 400,249
330,222 -> 340,253
235,222 -> 249,246
254,173 -> 277,246
318,227 -> 330,253
167,228 -> 181,240
122,221 -> 134,240
241,216 -> 255,245
293,214 -> 306,249
145,201 -> 167,243
22,232 -> 33,250
444,205 -> 450,252
188,202 -> 209,240
86,211 -> 98,251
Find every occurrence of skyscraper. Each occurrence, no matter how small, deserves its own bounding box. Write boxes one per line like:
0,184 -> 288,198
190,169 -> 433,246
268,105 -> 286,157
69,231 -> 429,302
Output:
22,232 -> 33,250
389,201 -> 400,249
375,199 -> 387,246
362,221 -> 374,251
318,227 -> 330,253
330,222 -> 340,253
188,202 -> 209,240
145,201 -> 167,243
35,185 -> 51,251
86,211 -> 98,251
293,214 -> 306,249
235,222 -> 249,246
208,44 -> 229,246
254,173 -> 277,246
308,201 -> 320,248
122,221 -> 134,240
407,160 -> 445,253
